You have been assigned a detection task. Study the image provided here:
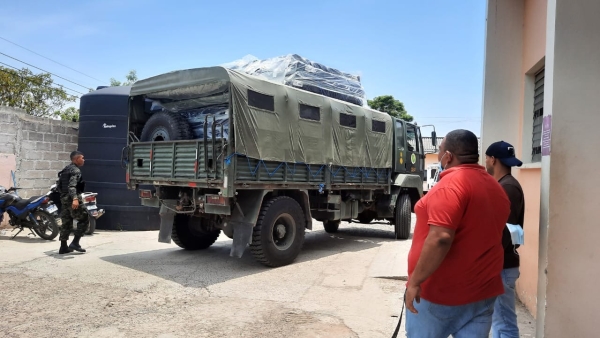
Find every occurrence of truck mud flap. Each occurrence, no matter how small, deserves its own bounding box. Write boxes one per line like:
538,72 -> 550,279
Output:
158,204 -> 176,243
228,190 -> 270,258
229,222 -> 253,258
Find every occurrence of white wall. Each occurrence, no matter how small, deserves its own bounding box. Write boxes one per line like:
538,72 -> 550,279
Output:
480,0 -> 525,163
543,0 -> 600,336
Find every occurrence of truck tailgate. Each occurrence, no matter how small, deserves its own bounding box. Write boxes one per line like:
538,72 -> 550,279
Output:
129,141 -> 224,183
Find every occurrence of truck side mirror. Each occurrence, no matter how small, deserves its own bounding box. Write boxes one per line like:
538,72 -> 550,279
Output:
431,131 -> 437,146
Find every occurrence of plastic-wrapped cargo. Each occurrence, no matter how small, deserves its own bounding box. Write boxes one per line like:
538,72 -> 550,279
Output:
145,96 -> 230,141
179,105 -> 230,140
223,54 -> 366,106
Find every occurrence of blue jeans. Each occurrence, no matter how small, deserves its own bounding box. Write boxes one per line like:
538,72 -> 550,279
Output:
491,267 -> 520,338
406,296 -> 497,337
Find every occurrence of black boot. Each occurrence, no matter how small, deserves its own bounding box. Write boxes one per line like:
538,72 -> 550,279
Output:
69,235 -> 86,253
59,240 -> 73,254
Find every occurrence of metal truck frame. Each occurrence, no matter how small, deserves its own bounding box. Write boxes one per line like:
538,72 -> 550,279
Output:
123,67 -> 435,267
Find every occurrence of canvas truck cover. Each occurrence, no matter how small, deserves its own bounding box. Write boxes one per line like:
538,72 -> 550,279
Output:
130,67 -> 393,169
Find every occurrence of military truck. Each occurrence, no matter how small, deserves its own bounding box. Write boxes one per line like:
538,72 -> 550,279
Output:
123,67 -> 435,267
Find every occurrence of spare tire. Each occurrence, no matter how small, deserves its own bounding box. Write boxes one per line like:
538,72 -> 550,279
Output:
140,112 -> 192,142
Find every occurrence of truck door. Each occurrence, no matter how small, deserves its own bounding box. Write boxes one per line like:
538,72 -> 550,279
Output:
393,119 -> 407,173
405,124 -> 424,178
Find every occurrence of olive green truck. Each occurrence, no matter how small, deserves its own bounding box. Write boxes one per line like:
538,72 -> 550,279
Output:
123,67 -> 435,267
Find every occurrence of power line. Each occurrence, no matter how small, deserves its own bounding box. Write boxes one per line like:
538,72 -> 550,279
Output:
0,66 -> 84,96
0,51 -> 92,91
0,62 -> 83,95
0,35 -> 103,83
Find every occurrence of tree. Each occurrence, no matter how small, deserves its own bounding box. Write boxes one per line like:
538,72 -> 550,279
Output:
110,70 -> 138,86
0,66 -> 77,118
367,95 -> 413,122
56,106 -> 80,122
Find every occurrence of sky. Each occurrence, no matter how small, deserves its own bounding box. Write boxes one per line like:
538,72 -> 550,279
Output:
0,0 -> 487,136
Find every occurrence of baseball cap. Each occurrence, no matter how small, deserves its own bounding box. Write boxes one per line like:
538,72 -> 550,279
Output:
485,141 -> 523,167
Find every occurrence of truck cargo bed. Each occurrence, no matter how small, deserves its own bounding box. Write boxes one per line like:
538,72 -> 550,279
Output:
128,140 -> 390,189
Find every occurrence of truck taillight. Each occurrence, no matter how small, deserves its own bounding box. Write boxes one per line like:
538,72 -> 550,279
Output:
84,196 -> 96,203
139,190 -> 152,199
206,195 -> 228,206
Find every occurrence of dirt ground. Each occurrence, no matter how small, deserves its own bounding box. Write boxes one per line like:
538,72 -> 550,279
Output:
0,219 -> 536,338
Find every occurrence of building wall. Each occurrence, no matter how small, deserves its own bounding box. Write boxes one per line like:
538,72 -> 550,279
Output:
423,153 -> 439,191
543,0 -> 600,336
0,106 -> 79,199
482,0 -> 547,316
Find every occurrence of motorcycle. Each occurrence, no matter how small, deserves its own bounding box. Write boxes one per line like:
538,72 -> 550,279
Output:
46,185 -> 105,235
0,186 -> 60,240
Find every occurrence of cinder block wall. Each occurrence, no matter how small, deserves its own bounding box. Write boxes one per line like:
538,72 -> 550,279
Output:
0,106 -> 79,199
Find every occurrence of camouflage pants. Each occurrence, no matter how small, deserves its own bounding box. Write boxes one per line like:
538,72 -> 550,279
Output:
59,195 -> 89,241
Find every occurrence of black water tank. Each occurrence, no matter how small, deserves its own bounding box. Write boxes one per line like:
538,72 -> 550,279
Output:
78,86 -> 160,231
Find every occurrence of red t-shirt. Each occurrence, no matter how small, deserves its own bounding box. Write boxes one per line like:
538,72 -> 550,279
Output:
407,164 -> 510,306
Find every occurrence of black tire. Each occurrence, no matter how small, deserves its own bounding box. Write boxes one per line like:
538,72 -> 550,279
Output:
357,212 -> 374,224
85,217 -> 96,235
250,196 -> 306,267
171,214 -> 221,250
32,211 -> 59,240
140,112 -> 192,142
394,194 -> 411,240
323,220 -> 340,233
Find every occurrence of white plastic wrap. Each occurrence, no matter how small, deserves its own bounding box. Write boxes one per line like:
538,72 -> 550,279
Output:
223,54 -> 366,106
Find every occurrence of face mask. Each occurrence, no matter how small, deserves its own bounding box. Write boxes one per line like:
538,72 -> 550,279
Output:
438,153 -> 447,173
506,223 -> 524,246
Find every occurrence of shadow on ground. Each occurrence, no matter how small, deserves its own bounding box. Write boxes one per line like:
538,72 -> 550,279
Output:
335,223 -> 414,240
100,227 -> 396,288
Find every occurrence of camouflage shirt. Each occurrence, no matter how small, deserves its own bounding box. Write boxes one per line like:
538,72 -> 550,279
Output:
59,164 -> 83,199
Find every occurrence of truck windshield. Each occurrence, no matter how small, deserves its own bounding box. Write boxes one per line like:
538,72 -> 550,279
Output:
406,126 -> 418,152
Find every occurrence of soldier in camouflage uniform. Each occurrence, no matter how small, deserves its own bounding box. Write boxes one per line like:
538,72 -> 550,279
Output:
57,151 -> 89,254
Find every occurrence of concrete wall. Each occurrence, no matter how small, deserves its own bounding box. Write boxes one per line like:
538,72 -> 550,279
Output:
0,106 -> 79,199
481,0 -> 524,156
543,0 -> 600,336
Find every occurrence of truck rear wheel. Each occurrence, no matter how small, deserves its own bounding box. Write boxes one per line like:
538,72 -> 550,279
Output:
250,196 -> 305,267
323,220 -> 340,233
171,214 -> 220,250
394,194 -> 411,240
140,112 -> 192,142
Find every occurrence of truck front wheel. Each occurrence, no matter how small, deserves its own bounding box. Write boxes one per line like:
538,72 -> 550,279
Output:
250,196 -> 306,267
172,214 -> 221,250
394,194 -> 411,240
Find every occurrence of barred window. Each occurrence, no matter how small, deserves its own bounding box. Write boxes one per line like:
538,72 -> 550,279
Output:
532,69 -> 544,162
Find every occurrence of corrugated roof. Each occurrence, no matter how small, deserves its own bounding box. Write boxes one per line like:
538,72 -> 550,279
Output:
422,137 -> 444,153
422,137 -> 481,153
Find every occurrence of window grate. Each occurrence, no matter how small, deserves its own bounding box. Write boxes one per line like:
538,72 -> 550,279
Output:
532,69 -> 544,162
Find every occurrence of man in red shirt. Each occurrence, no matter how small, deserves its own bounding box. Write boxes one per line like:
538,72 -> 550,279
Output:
405,129 -> 510,337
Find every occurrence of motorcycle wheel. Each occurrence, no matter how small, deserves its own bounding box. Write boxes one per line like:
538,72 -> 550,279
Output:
32,211 -> 59,240
85,217 -> 96,235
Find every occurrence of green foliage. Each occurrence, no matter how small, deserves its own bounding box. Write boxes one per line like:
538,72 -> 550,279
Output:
55,106 -> 79,122
367,95 -> 413,122
110,70 -> 138,86
0,66 -> 77,118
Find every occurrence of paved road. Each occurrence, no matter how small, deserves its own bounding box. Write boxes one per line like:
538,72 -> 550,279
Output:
0,217 -> 535,337
0,219 -> 411,338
